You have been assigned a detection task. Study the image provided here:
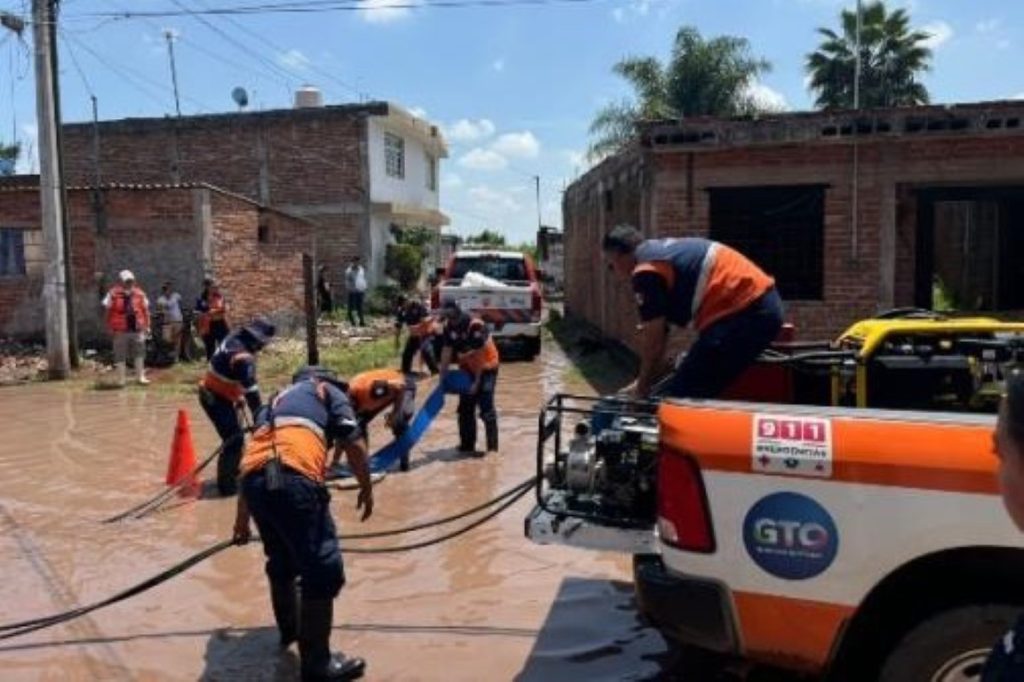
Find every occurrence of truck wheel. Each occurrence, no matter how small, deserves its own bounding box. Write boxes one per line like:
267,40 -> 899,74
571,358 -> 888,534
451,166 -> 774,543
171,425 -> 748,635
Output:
525,337 -> 541,360
879,605 -> 1017,682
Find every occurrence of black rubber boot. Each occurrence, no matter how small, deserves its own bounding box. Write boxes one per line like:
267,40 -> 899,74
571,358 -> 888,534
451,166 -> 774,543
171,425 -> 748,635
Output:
299,598 -> 366,681
484,417 -> 499,453
269,579 -> 299,649
457,395 -> 477,452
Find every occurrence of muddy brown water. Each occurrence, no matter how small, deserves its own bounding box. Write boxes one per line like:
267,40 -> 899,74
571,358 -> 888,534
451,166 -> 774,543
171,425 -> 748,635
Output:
0,344 -> 713,681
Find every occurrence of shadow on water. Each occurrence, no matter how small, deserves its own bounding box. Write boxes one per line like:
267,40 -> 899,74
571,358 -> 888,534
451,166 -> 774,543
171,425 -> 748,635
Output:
544,314 -> 636,396
407,447 -> 486,472
201,627 -> 300,682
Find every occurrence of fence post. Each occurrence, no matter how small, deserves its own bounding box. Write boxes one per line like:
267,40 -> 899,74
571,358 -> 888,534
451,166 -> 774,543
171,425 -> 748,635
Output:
303,253 -> 319,365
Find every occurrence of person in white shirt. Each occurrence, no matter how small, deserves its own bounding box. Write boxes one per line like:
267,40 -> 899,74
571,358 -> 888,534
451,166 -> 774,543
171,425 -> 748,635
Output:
157,281 -> 184,362
344,256 -> 367,327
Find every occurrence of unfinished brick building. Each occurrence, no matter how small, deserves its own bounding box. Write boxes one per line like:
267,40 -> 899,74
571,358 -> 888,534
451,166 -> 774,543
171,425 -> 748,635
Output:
563,100 -> 1024,351
59,101 -> 448,292
0,181 -> 314,341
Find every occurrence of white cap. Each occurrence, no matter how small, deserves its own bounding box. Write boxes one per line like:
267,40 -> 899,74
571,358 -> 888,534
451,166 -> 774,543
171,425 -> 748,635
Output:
119,269 -> 135,282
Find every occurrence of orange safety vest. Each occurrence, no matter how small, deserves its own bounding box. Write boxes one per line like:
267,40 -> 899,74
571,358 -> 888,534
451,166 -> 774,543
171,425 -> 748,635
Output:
200,351 -> 255,403
409,317 -> 440,338
458,321 -> 500,374
348,369 -> 405,417
106,285 -> 150,333
239,382 -> 334,483
197,292 -> 228,336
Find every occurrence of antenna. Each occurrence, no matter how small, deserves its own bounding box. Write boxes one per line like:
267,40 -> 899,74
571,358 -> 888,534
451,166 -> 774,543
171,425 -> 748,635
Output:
231,86 -> 249,111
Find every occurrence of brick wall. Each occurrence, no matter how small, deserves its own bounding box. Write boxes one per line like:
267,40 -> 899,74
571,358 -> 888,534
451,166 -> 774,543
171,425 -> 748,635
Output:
61,105 -> 377,292
0,186 -> 313,342
565,129 -> 1024,350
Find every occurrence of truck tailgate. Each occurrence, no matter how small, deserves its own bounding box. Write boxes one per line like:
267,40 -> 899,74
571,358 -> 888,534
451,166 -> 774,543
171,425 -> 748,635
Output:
439,285 -> 533,323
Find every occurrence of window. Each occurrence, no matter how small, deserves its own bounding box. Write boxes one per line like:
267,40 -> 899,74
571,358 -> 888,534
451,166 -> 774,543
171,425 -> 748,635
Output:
450,255 -> 528,282
426,153 -> 437,191
0,228 -> 26,277
709,185 -> 826,301
385,132 -> 405,179
257,213 -> 270,243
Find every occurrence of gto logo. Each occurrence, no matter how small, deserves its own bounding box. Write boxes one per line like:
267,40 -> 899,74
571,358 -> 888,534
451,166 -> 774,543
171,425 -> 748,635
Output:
752,518 -> 829,550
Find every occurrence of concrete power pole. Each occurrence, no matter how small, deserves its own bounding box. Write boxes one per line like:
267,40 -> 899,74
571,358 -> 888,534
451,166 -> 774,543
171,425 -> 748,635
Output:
164,30 -> 182,118
33,0 -> 70,378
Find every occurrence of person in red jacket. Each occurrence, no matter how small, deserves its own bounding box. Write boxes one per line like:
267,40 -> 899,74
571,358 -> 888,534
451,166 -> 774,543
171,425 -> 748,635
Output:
102,270 -> 151,387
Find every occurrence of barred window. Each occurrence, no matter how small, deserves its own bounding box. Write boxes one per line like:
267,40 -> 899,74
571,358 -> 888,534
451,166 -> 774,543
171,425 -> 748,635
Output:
0,228 -> 26,277
385,133 -> 405,179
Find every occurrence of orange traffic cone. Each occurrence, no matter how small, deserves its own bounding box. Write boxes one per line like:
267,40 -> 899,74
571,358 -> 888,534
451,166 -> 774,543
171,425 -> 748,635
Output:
166,409 -> 201,497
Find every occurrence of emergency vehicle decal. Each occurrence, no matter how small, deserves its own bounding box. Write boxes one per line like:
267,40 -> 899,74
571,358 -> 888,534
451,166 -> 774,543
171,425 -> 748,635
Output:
751,414 -> 832,478
742,492 -> 838,580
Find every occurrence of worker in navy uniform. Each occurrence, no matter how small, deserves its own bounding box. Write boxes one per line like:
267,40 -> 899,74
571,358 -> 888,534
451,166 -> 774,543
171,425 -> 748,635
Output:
985,370 -> 1024,681
232,366 -> 372,682
393,294 -> 440,376
198,318 -> 275,496
437,301 -> 500,456
602,224 -> 783,399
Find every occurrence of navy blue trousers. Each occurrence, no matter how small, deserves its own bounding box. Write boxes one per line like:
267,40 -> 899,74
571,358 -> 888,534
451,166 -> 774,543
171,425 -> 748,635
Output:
664,288 -> 784,399
198,389 -> 244,495
242,469 -> 345,600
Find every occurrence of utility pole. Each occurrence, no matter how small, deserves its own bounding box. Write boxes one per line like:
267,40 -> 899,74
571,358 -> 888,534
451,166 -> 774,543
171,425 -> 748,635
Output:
33,0 -> 70,378
534,175 -> 542,232
164,29 -> 182,117
850,0 -> 862,261
49,0 -> 78,368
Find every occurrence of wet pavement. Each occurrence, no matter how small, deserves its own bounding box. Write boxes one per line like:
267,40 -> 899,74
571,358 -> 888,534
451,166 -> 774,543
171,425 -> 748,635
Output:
0,342 -> 702,681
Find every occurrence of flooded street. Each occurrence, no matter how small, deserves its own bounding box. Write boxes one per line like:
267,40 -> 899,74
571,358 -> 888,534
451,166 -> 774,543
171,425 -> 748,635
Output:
0,342 -> 681,681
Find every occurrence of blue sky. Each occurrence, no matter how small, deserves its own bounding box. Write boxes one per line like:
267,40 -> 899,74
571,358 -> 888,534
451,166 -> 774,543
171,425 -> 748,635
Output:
3,0 -> 1024,243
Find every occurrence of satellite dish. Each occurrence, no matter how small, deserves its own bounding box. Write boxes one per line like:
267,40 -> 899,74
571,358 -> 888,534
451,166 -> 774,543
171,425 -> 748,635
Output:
231,87 -> 249,110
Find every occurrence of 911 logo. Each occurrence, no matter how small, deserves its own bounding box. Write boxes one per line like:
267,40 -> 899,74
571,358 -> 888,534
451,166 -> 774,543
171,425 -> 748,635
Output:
743,492 -> 838,580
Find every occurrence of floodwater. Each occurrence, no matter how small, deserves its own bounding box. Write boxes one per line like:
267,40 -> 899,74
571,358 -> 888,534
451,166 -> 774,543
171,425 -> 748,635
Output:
0,342 -> 692,682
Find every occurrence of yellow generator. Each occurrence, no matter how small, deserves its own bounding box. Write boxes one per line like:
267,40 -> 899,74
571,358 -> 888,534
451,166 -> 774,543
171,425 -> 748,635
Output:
828,311 -> 1024,410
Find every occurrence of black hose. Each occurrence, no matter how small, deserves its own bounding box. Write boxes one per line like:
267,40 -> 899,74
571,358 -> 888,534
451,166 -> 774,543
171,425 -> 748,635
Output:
0,540 -> 234,639
338,477 -> 535,540
0,477 -> 538,639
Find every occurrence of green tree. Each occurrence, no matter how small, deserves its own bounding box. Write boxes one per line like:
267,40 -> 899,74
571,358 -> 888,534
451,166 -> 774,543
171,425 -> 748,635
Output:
385,225 -> 436,291
0,142 -> 18,176
588,26 -> 772,160
806,1 -> 933,110
465,229 -> 507,247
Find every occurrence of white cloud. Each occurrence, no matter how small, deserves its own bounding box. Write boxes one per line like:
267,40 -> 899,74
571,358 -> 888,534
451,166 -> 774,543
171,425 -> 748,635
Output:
491,131 -> 540,159
492,59 -> 505,72
14,123 -> 37,174
277,49 -> 311,71
443,173 -> 464,189
358,0 -> 416,24
611,7 -> 625,22
459,148 -> 508,171
408,106 -> 428,119
611,0 -> 649,23
921,20 -> 954,50
976,19 -> 1000,34
445,118 -> 496,143
469,185 -> 521,212
1010,92 -> 1024,101
997,39 -> 1012,50
563,149 -> 586,170
745,81 -> 789,112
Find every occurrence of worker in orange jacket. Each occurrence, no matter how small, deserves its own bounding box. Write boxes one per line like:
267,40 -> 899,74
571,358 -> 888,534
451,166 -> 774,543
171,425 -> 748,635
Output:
438,301 -> 500,456
345,368 -> 417,471
102,269 -> 151,387
196,278 -> 230,361
393,294 -> 440,375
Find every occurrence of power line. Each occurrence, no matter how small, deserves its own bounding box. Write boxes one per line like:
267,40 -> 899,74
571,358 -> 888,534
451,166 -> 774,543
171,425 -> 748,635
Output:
58,31 -> 92,96
65,0 -> 611,20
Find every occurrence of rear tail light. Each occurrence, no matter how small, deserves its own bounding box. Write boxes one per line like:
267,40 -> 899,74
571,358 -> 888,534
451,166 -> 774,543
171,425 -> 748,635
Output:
657,449 -> 715,553
531,286 -> 542,322
430,287 -> 440,311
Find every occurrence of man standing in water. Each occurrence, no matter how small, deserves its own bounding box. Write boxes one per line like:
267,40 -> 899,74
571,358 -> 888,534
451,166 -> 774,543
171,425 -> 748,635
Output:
233,365 -> 372,682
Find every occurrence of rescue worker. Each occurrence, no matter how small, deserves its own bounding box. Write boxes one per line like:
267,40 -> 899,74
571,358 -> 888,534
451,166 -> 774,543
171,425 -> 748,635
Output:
438,301 -> 500,456
985,369 -> 1024,680
346,368 -> 417,471
393,294 -> 440,376
198,317 -> 275,496
601,224 -> 783,399
102,270 -> 151,387
196,278 -> 230,361
232,366 -> 371,682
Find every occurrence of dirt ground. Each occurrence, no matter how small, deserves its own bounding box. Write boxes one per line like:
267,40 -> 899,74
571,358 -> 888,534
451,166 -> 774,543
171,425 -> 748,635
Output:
0,332 -> 741,682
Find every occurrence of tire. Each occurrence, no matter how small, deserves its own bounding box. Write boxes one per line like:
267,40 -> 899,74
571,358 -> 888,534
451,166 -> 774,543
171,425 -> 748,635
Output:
878,605 -> 1017,682
525,336 -> 541,360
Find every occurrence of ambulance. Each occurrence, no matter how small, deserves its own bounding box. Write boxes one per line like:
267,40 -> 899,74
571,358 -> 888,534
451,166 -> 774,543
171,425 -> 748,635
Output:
527,316 -> 1024,680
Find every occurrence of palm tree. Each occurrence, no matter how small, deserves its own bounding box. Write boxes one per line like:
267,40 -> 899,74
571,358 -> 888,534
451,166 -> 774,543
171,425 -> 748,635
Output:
806,1 -> 933,110
588,27 -> 771,160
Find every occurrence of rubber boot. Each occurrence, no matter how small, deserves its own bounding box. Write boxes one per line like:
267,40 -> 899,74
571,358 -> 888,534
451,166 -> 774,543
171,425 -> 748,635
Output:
134,356 -> 150,385
114,362 -> 127,388
457,396 -> 477,453
270,579 -> 299,649
484,417 -> 499,454
299,598 -> 366,681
